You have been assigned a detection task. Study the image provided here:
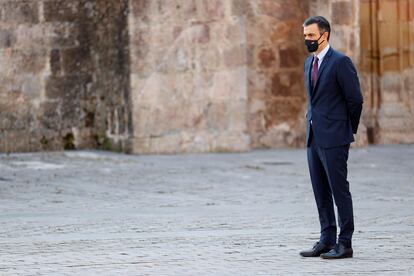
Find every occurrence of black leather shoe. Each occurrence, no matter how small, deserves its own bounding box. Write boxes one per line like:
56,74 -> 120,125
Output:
300,242 -> 334,257
320,243 -> 353,259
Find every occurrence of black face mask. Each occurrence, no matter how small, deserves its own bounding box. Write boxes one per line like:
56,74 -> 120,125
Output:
305,33 -> 324,53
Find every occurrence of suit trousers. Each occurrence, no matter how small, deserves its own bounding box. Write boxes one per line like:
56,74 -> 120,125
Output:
307,125 -> 354,248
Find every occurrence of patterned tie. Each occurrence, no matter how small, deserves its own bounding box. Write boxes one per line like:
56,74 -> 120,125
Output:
311,56 -> 319,90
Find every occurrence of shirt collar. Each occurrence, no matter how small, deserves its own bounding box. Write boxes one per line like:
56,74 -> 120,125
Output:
315,44 -> 330,61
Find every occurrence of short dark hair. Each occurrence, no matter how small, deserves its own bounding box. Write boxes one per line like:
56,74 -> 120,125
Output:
303,16 -> 331,41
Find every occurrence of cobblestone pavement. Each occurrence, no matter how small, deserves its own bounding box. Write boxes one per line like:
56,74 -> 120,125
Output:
0,145 -> 413,275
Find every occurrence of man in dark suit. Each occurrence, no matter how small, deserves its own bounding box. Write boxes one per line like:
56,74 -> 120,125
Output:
299,16 -> 363,259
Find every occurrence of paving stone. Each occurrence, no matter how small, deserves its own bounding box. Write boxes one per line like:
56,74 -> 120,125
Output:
0,146 -> 413,275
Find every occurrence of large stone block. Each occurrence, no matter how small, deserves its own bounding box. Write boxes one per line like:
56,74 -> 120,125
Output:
49,23 -> 79,49
222,44 -> 246,68
0,75 -> 40,100
0,29 -> 16,48
279,47 -> 302,68
191,23 -> 210,44
332,1 -> 353,25
0,130 -> 34,152
258,48 -> 276,68
258,122 -> 305,148
255,0 -> 305,21
39,101 -> 61,130
271,71 -> 304,97
0,107 -> 30,131
43,0 -> 80,22
1,0 -> 39,24
14,23 -> 79,49
0,49 -> 46,75
197,0 -> 226,21
60,46 -> 92,74
50,49 -> 61,75
14,24 -> 49,49
45,75 -> 91,100
264,97 -> 304,127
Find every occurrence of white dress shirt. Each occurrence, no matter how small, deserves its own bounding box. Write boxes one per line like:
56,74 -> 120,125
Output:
310,44 -> 330,126
314,44 -> 330,69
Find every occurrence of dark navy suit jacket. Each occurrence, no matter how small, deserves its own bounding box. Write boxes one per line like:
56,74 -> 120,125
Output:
304,47 -> 363,148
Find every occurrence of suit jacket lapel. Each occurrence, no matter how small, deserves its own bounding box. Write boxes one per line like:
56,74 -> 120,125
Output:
313,47 -> 333,92
305,56 -> 312,97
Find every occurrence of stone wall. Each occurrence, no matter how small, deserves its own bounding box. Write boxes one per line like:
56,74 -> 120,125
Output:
360,0 -> 414,144
128,0 -> 250,154
246,0 -> 309,148
0,0 -> 131,152
126,0 -> 373,153
127,0 -> 312,152
0,0 -> 412,154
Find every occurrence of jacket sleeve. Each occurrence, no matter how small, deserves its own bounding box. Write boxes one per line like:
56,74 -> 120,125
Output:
336,56 -> 364,134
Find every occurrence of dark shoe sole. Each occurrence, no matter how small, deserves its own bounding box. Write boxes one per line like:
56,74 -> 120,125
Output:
300,249 -> 333,257
320,252 -> 353,259
300,253 -> 322,257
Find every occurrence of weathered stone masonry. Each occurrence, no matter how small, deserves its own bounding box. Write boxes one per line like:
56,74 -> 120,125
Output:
0,0 -> 413,154
0,0 -> 131,152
